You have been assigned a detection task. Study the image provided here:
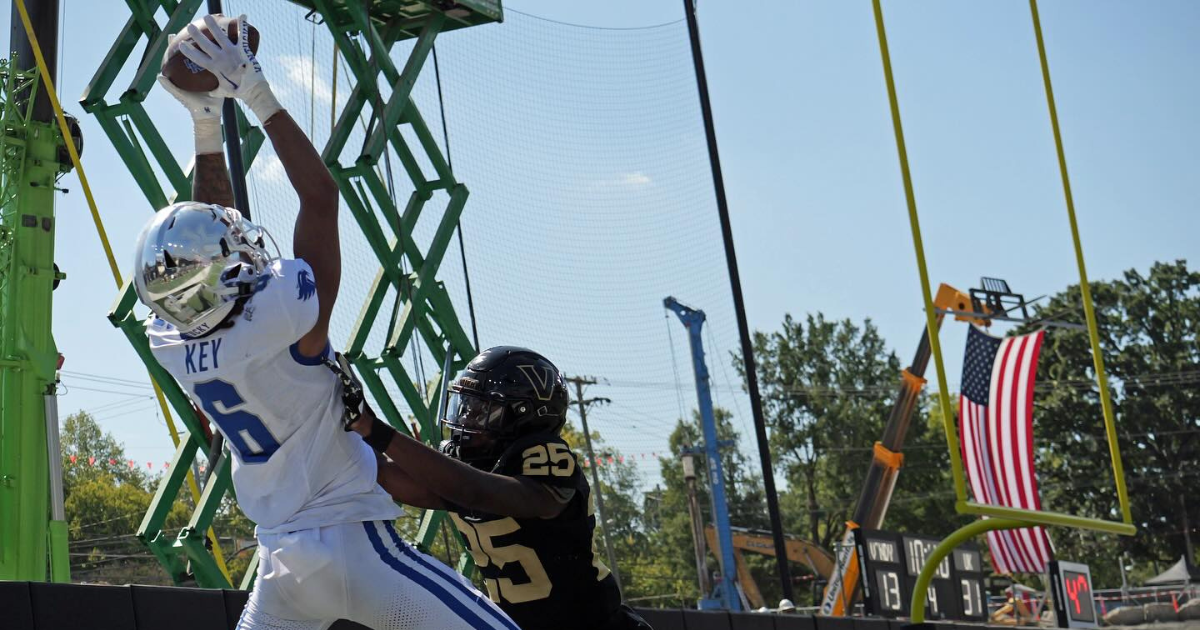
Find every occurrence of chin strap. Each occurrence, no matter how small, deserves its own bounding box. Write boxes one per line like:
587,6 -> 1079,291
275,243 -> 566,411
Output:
322,352 -> 364,432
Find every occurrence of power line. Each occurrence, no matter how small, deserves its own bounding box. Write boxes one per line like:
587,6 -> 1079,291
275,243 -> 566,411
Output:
61,384 -> 152,397
93,402 -> 158,423
60,370 -> 152,388
505,7 -> 684,31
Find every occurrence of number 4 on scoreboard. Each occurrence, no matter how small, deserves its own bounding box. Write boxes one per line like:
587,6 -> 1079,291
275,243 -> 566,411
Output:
1050,560 -> 1098,629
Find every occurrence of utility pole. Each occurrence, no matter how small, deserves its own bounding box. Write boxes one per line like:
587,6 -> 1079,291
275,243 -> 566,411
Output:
567,375 -> 622,592
681,0 -> 793,601
1181,496 -> 1194,564
1118,553 -> 1130,605
682,450 -> 712,598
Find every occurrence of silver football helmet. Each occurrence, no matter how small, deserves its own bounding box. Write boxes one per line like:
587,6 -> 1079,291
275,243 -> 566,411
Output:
134,201 -> 276,337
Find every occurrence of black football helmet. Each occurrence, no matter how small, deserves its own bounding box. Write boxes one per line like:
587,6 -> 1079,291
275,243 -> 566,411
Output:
441,346 -> 569,469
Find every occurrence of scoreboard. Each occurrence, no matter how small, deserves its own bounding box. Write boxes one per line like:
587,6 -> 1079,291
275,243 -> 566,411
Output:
951,545 -> 986,621
1050,560 -> 1098,628
856,530 -> 907,617
854,529 -> 987,621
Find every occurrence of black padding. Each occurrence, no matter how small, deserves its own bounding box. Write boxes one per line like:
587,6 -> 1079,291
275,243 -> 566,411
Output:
329,621 -> 373,629
223,589 -> 250,629
30,582 -> 135,630
0,581 -> 35,630
636,607 -> 687,630
774,614 -> 817,630
683,610 -> 733,630
132,584 -> 226,630
814,615 -> 856,630
855,617 -> 891,630
729,611 -> 777,630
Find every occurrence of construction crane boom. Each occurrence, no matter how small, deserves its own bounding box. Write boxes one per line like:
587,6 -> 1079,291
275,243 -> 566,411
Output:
820,284 -> 985,615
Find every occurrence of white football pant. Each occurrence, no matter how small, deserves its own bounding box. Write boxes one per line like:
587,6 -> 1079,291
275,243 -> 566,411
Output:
236,520 -> 519,630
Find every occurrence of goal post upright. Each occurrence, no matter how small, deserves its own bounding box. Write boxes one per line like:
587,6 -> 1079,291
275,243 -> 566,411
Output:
867,0 -> 1135,623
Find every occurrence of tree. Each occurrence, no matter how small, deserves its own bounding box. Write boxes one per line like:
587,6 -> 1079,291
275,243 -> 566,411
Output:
61,410 -> 148,497
561,422 -> 658,601
1016,260 -> 1199,586
59,412 -> 190,585
735,312 -> 960,605
584,407 -> 775,608
743,313 -> 955,547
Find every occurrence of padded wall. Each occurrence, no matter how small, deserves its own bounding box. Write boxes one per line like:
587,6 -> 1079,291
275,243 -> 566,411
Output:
0,581 -> 996,630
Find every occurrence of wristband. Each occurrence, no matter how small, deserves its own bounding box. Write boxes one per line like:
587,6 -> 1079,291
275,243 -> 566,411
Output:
242,82 -> 284,124
194,117 -> 223,155
364,416 -> 397,453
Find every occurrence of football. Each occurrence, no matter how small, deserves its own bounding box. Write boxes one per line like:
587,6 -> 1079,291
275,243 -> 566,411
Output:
161,15 -> 260,93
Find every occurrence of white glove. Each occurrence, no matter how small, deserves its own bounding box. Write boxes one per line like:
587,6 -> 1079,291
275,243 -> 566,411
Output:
160,29 -> 224,155
179,14 -> 283,123
157,73 -> 223,155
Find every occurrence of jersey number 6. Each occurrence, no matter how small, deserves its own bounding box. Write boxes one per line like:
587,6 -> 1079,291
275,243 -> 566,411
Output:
194,379 -> 280,463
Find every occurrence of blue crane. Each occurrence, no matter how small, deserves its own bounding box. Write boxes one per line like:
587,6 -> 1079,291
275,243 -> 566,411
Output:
664,296 -> 741,611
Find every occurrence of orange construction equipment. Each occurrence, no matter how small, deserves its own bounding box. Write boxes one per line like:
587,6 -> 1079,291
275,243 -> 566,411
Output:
820,284 -> 987,615
705,525 -> 835,610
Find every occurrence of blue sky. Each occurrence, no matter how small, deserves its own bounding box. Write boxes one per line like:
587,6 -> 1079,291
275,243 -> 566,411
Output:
11,1 -> 1198,489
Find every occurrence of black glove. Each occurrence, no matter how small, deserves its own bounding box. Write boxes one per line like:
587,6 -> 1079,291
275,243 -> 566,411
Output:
322,352 -> 365,432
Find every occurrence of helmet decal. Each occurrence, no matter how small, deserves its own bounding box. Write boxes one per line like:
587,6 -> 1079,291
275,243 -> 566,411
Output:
518,364 -> 557,401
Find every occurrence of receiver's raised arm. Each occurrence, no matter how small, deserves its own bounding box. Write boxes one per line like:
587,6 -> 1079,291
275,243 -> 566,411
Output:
177,15 -> 339,357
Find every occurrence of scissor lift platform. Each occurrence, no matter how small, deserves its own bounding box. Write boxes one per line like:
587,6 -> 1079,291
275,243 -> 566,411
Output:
288,0 -> 502,40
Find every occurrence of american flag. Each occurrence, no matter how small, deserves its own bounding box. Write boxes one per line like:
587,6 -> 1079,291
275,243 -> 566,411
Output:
959,325 -> 1054,575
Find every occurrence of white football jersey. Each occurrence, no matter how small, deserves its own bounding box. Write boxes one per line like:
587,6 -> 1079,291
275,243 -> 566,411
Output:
147,258 -> 401,533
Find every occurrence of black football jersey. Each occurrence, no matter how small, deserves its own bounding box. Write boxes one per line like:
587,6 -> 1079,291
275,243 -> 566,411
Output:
448,433 -> 623,630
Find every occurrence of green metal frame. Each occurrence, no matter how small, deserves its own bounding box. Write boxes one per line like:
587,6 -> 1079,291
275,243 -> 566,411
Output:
869,0 -> 1135,622
86,0 -> 498,587
309,0 -> 494,557
0,56 -> 70,582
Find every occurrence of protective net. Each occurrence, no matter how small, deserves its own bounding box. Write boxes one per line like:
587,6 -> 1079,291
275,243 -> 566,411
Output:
223,3 -> 754,491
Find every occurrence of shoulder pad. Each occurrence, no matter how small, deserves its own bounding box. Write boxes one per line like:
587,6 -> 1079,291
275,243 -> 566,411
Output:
495,433 -> 579,488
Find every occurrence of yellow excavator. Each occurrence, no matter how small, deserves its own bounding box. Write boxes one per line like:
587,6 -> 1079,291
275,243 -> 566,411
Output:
705,525 -> 835,610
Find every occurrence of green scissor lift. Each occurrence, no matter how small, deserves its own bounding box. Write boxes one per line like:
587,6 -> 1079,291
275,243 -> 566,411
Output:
82,0 -> 501,588
0,56 -> 72,583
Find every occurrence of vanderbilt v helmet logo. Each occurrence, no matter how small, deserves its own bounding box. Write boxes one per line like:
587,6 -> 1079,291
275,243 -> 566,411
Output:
517,365 -> 557,401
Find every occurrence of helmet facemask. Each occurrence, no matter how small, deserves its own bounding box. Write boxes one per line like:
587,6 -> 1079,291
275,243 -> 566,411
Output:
440,389 -> 520,470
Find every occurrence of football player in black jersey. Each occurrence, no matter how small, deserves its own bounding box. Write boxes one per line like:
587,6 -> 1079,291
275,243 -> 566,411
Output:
345,347 -> 652,630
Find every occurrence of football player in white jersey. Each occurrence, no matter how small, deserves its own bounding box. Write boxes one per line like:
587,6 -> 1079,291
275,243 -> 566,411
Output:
136,14 -> 519,630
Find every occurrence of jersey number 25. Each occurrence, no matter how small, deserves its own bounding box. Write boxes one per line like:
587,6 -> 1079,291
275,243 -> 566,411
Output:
194,379 -> 280,463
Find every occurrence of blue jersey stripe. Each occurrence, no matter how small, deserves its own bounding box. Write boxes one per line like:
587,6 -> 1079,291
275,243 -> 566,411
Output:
382,520 -> 521,630
289,340 -> 331,366
363,521 -> 499,630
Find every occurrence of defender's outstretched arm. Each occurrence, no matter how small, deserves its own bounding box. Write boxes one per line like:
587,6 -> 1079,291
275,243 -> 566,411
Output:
354,409 -> 567,519
376,457 -> 447,510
